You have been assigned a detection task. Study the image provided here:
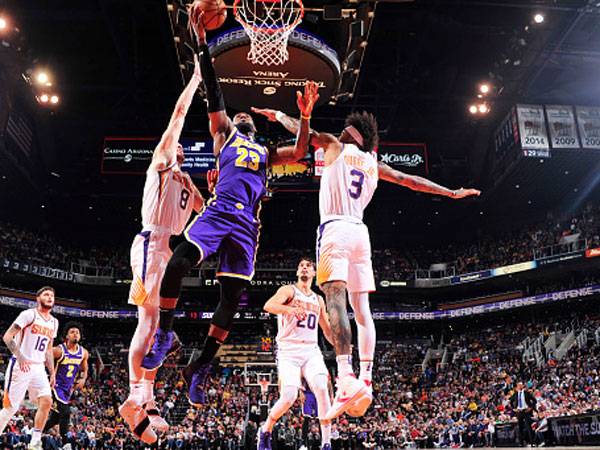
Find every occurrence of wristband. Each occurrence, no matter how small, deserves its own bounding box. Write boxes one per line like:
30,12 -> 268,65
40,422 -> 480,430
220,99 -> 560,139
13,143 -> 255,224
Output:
275,111 -> 285,122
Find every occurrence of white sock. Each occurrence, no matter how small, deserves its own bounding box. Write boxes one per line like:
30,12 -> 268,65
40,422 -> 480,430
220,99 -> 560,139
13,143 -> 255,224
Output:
359,360 -> 374,384
321,421 -> 331,445
31,428 -> 42,444
336,355 -> 353,378
0,408 -> 15,434
129,381 -> 145,404
142,379 -> 154,404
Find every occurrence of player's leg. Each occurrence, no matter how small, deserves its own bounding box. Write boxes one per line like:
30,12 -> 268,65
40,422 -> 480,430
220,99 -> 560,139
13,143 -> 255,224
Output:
304,355 -> 332,449
28,366 -> 53,449
317,221 -> 367,420
348,292 -> 375,385
259,356 -> 301,450
0,358 -> 24,434
57,400 -> 71,441
182,216 -> 258,405
142,209 -> 225,370
345,223 -> 376,417
128,304 -> 159,403
182,275 -> 246,406
42,394 -> 60,434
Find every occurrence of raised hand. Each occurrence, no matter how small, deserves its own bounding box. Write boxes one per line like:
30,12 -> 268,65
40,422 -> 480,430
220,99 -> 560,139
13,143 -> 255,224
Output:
452,188 -> 481,199
296,80 -> 320,118
189,5 -> 207,44
250,107 -> 278,122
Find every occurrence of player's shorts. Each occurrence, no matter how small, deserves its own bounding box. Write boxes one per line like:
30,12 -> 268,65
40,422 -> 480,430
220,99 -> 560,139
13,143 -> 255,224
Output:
276,345 -> 328,389
316,219 -> 375,293
3,359 -> 51,410
184,197 -> 260,281
128,227 -> 171,307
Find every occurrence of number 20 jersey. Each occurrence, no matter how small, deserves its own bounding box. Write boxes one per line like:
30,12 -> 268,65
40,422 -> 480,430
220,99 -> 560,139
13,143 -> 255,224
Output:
319,143 -> 378,224
276,286 -> 321,349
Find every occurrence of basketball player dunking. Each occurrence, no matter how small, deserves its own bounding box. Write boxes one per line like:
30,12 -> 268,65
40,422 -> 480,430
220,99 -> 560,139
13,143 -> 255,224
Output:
258,258 -> 334,450
44,322 -> 89,445
141,11 -> 318,407
253,106 -> 480,419
0,286 -> 59,450
119,56 -> 206,443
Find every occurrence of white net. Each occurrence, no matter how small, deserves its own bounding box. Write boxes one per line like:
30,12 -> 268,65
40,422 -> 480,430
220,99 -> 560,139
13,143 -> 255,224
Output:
233,0 -> 304,65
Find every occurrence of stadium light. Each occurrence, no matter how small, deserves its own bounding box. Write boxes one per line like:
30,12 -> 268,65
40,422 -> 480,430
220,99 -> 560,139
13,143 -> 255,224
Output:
469,105 -> 478,114
534,13 -> 544,24
478,103 -> 489,114
50,95 -> 59,104
36,71 -> 50,85
0,17 -> 7,30
479,83 -> 490,94
39,94 -> 49,103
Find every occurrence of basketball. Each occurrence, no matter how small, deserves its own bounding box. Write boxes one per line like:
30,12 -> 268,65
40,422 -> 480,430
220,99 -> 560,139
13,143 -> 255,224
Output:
190,0 -> 227,31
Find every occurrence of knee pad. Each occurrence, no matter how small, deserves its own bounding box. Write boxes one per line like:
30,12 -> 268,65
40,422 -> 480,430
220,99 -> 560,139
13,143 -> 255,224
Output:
160,241 -> 200,298
211,277 -> 247,330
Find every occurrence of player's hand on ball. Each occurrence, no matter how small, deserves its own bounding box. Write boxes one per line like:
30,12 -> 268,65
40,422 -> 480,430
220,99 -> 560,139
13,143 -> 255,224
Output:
251,107 -> 278,122
296,80 -> 320,118
207,169 -> 219,193
189,6 -> 207,43
451,188 -> 481,199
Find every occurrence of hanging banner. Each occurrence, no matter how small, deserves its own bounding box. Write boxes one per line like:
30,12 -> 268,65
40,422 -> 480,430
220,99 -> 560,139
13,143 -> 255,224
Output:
576,106 -> 600,149
545,105 -> 580,149
516,104 -> 550,157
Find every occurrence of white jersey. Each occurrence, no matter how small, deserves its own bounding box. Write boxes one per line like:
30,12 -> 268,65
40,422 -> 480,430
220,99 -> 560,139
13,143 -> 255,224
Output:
276,286 -> 321,347
141,162 -> 195,235
12,309 -> 58,364
319,143 -> 378,224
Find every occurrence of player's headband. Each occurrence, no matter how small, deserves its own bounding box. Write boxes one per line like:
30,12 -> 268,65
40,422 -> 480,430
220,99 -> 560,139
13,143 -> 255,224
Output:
345,125 -> 364,148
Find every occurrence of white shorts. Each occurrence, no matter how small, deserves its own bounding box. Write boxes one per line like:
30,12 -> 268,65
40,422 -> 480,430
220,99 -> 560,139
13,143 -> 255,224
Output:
277,345 -> 328,388
3,359 -> 51,410
316,220 -> 375,293
128,231 -> 171,307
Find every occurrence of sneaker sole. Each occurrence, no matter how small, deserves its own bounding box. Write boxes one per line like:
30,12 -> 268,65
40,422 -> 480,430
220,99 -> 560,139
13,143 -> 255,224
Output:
181,368 -> 206,408
324,383 -> 368,420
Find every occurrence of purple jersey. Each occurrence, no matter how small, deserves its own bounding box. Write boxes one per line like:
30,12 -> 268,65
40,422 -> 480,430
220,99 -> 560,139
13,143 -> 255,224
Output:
54,343 -> 84,403
214,129 -> 268,215
302,386 -> 318,418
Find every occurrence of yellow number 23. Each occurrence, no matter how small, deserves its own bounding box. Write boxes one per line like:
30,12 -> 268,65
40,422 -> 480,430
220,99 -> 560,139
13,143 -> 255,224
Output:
235,147 -> 260,171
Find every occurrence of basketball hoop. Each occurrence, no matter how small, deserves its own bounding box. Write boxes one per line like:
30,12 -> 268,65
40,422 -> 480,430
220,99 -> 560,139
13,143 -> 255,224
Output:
258,378 -> 270,396
233,0 -> 304,65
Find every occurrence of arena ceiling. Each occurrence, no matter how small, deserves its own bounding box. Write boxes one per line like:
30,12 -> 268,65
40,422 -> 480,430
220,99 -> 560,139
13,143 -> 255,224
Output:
3,0 -> 600,241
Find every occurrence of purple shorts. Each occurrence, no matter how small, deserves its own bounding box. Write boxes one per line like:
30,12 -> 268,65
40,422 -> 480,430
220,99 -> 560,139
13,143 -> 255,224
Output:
184,197 -> 260,280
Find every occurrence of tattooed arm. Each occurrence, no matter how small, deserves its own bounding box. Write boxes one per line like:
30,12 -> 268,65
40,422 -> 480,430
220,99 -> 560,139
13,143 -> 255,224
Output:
3,323 -> 29,372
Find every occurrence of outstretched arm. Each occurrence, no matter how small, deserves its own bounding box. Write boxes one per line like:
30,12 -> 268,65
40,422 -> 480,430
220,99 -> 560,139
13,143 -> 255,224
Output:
378,161 -> 481,199
152,56 -> 202,170
251,107 -> 339,150
269,81 -> 320,165
191,10 -> 234,152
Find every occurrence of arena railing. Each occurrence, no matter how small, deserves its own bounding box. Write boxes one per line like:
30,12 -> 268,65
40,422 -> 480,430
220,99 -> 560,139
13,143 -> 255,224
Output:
533,238 -> 587,260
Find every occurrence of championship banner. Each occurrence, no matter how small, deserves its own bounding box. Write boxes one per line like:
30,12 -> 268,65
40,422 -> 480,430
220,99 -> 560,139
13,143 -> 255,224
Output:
377,142 -> 428,176
516,104 -> 550,156
545,105 -> 580,149
576,106 -> 600,149
101,137 -> 215,175
494,106 -> 519,157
